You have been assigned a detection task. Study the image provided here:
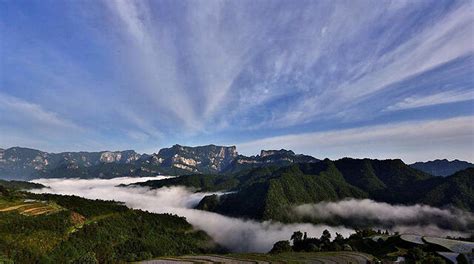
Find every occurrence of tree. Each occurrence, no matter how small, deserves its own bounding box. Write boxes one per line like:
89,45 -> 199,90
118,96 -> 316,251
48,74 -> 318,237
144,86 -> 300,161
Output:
291,231 -> 304,243
320,230 -> 331,244
334,233 -> 344,243
270,241 -> 292,254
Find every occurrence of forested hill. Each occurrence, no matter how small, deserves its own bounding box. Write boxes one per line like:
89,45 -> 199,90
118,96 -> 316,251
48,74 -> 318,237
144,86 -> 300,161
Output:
135,159 -> 474,222
0,183 -> 221,263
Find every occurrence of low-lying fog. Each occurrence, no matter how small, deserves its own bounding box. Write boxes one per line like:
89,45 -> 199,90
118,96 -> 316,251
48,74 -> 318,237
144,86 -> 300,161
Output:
30,177 -> 472,252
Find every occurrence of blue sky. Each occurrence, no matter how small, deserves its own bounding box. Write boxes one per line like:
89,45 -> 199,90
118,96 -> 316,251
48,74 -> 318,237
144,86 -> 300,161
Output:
1,0 -> 473,162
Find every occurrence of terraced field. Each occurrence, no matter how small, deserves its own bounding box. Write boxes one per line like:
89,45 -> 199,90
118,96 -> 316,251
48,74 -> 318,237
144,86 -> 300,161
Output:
400,234 -> 425,245
0,199 -> 62,216
141,252 -> 374,263
423,236 -> 474,253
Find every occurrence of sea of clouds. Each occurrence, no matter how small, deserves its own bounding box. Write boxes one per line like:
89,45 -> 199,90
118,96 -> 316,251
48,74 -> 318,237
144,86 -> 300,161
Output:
29,177 -> 473,252
30,177 -> 353,252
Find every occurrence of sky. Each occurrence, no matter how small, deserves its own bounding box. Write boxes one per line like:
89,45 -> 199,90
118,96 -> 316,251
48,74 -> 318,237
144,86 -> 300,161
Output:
1,0 -> 473,163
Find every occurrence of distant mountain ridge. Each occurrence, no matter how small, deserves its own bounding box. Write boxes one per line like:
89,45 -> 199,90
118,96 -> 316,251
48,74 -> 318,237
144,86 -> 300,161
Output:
410,159 -> 474,176
0,145 -> 318,179
222,149 -> 319,173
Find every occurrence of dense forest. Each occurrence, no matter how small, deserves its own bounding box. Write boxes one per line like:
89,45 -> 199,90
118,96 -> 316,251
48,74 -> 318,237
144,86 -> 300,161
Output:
0,185 -> 221,263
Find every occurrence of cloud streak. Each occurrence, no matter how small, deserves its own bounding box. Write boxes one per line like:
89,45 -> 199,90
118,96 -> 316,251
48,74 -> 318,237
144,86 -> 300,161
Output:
386,90 -> 474,111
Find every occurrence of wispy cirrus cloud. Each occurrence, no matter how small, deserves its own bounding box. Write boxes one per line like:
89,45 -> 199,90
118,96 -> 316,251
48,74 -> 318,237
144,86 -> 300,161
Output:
0,93 -> 88,150
1,0 -> 473,157
0,93 -> 83,131
386,90 -> 474,111
267,1 -> 474,127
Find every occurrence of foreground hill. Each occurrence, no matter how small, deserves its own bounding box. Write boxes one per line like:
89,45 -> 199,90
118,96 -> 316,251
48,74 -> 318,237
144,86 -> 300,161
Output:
0,145 -> 318,179
136,159 -> 474,222
410,159 -> 474,177
0,183 -> 220,263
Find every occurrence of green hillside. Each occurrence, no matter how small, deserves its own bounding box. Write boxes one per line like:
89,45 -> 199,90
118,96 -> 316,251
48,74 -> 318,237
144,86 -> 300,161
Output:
196,161 -> 368,221
0,186 -> 220,263
137,158 -> 474,222
419,168 -> 474,211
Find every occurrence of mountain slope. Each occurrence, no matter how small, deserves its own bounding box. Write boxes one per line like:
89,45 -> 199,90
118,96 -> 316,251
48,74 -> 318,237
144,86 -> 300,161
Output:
418,168 -> 474,210
200,161 -> 368,221
335,158 -> 431,203
410,159 -> 474,177
138,158 -> 474,221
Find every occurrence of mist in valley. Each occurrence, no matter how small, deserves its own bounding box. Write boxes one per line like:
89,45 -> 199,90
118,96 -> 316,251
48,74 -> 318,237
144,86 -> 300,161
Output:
30,177 -> 472,252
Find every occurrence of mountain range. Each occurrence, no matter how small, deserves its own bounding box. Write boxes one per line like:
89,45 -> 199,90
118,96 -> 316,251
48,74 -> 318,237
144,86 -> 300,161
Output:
0,144 -> 471,180
0,145 -> 319,180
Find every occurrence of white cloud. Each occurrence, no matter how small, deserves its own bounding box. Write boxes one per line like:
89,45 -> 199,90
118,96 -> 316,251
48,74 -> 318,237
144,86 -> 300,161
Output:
295,199 -> 473,228
237,116 -> 474,163
295,199 -> 473,238
386,90 -> 474,111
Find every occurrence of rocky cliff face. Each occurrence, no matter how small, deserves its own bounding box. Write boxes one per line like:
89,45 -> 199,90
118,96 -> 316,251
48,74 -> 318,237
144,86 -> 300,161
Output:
151,144 -> 238,173
0,147 -> 142,180
223,149 -> 319,173
99,150 -> 142,164
260,149 -> 295,157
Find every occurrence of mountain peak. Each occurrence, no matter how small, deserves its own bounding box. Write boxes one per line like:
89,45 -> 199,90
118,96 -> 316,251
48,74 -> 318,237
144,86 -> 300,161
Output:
260,149 -> 295,157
